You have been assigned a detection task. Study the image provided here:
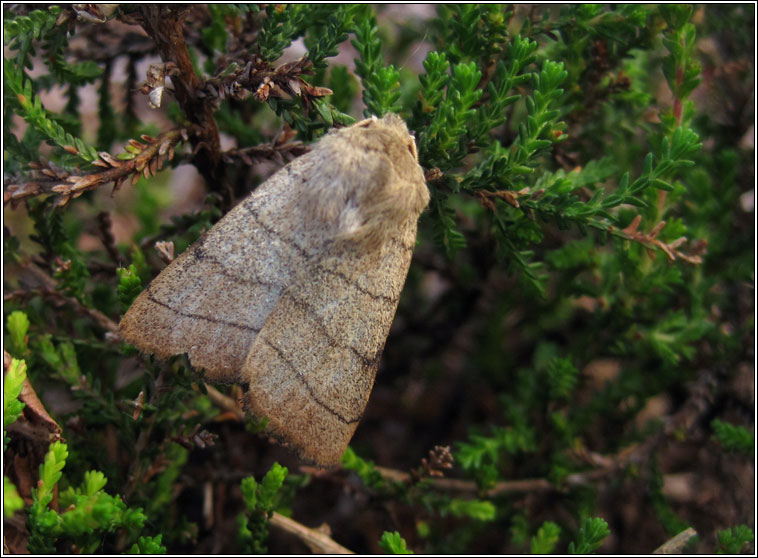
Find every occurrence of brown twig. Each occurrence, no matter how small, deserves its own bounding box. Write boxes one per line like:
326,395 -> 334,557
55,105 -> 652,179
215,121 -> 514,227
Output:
170,423 -> 218,450
6,256 -> 120,337
376,466 -> 550,495
617,215 -> 706,264
223,138 -> 310,167
139,6 -> 225,199
4,288 -> 119,337
203,384 -> 245,422
475,187 -> 529,210
472,188 -> 706,265
424,167 -> 444,183
4,129 -> 184,207
96,211 -> 121,264
376,367 -> 718,497
269,512 -> 354,555
377,443 -> 655,496
409,445 -> 454,483
123,367 -> 165,499
199,57 -> 332,108
652,527 -> 698,554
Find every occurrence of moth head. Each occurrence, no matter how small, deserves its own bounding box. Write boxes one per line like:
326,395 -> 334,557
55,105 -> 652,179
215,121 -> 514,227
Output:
354,114 -> 418,158
319,114 -> 427,250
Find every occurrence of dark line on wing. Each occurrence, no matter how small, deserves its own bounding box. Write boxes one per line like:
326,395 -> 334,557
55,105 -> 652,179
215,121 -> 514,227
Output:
193,243 -> 282,290
260,337 -> 362,425
314,264 -> 399,306
243,203 -> 312,260
282,290 -> 381,369
244,202 -> 410,304
146,288 -> 260,333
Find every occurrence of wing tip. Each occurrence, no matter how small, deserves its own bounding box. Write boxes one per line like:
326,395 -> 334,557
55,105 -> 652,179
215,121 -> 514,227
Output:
242,390 -> 348,469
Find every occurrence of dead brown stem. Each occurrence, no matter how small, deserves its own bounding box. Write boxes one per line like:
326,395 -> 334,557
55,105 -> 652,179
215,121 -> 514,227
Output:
4,129 -> 184,207
652,527 -> 698,554
4,288 -> 119,336
203,384 -> 246,422
269,512 -> 354,555
139,6 -> 225,200
224,140 -> 310,167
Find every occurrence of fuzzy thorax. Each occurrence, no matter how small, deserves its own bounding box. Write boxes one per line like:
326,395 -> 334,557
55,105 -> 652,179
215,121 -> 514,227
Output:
301,114 -> 430,251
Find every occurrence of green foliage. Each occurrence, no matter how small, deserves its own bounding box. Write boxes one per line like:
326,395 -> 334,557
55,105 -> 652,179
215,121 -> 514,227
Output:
4,5 -> 101,89
341,446 -> 393,491
237,462 -> 288,553
546,357 -> 580,399
4,64 -> 99,164
469,35 -> 537,144
352,15 -> 401,117
6,309 -> 30,358
117,265 -> 144,314
304,5 -> 361,71
447,498 -> 496,522
262,5 -> 360,136
143,443 -> 188,521
241,462 -> 288,512
27,200 -> 91,303
3,355 -> 27,451
456,422 -> 537,489
379,531 -> 414,554
28,441 -> 69,553
96,62 -> 117,150
431,5 -> 510,64
716,525 -> 754,554
36,336 -> 81,385
648,461 -> 691,536
711,419 -> 754,455
416,53 -> 483,169
26,441 -> 157,553
127,535 -> 167,554
3,356 -> 27,429
2,4 -> 752,554
326,65 -> 358,114
427,189 -> 468,259
510,512 -> 531,548
256,6 -> 352,134
531,521 -> 562,554
201,5 -> 256,55
4,475 -> 25,517
257,4 -> 310,63
568,517 -> 611,554
3,6 -> 61,45
660,6 -> 702,103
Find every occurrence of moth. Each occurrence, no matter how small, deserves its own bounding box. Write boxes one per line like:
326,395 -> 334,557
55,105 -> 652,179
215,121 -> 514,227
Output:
119,114 -> 430,467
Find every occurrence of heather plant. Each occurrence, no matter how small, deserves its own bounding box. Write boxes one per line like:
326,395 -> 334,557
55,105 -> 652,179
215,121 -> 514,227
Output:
3,4 -> 754,554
